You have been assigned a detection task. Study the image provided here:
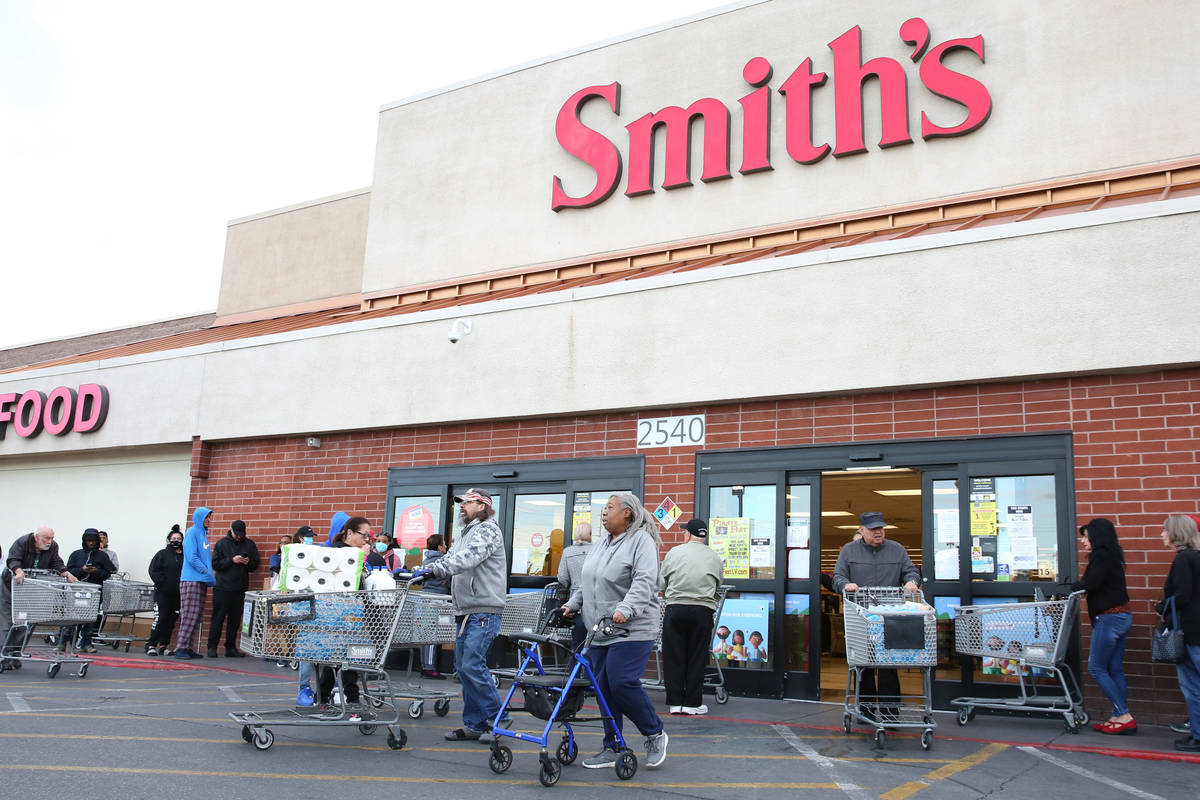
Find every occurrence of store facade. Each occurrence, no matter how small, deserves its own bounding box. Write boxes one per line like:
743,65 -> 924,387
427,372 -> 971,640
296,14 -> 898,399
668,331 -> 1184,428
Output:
2,1 -> 1199,721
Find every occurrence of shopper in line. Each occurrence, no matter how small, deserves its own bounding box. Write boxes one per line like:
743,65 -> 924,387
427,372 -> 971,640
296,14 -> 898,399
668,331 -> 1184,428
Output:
1158,514 -> 1200,752
412,489 -> 508,743
660,518 -> 723,716
419,533 -> 449,678
207,519 -> 259,658
296,514 -> 347,707
60,528 -> 115,653
174,507 -> 215,660
1072,518 -> 1134,734
146,526 -> 185,656
562,492 -> 668,769
376,531 -> 405,575
2,527 -> 76,668
315,516 -> 376,714
832,511 -> 920,721
557,522 -> 593,650
98,530 -> 119,573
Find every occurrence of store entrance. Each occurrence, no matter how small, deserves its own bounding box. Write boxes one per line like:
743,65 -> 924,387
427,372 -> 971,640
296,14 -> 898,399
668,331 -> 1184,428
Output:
816,468 -> 924,701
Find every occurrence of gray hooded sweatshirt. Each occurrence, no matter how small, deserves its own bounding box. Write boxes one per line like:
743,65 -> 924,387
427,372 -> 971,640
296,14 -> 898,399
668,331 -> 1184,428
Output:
566,525 -> 660,645
424,516 -> 506,616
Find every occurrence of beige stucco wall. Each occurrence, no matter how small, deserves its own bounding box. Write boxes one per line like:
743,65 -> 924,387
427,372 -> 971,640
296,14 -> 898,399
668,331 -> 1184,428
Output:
362,0 -> 1200,294
217,189 -> 370,317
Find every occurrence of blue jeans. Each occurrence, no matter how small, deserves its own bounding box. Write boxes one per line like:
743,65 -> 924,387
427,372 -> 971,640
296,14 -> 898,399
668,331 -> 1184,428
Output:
1088,612 -> 1132,716
455,613 -> 503,732
298,661 -> 313,691
1176,643 -> 1200,740
589,639 -> 663,749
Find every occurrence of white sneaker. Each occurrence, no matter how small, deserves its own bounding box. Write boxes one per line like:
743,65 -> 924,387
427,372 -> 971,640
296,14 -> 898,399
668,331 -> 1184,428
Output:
668,705 -> 683,714
681,705 -> 708,715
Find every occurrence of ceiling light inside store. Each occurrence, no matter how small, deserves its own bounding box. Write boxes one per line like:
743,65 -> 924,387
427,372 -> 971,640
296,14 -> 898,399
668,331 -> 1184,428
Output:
523,500 -> 563,507
821,511 -> 852,517
873,489 -> 923,496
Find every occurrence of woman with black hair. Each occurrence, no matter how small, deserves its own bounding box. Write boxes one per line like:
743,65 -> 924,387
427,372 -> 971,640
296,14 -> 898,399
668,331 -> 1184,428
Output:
1072,518 -> 1134,734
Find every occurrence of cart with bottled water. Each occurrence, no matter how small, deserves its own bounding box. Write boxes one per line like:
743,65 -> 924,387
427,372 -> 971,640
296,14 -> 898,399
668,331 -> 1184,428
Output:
93,575 -> 155,652
841,587 -> 937,749
949,590 -> 1087,732
362,583 -> 458,720
228,581 -> 418,751
0,570 -> 99,678
492,584 -> 573,688
641,584 -> 733,705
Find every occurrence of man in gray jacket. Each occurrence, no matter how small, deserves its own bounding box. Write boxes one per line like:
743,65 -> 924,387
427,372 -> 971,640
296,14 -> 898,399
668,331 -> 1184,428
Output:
660,518 -> 723,715
832,511 -> 920,719
415,489 -> 508,742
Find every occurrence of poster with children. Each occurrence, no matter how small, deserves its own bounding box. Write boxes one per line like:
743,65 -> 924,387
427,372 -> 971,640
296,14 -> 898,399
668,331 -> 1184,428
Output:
712,593 -> 771,667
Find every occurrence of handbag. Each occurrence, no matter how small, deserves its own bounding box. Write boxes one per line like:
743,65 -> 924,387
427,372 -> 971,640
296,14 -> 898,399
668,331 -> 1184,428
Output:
1151,596 -> 1187,664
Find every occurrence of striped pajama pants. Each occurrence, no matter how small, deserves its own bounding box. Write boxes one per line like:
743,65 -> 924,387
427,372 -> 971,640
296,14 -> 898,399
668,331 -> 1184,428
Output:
175,581 -> 208,653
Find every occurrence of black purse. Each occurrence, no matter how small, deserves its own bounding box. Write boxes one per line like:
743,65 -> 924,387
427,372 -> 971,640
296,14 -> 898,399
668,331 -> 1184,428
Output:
1151,596 -> 1187,664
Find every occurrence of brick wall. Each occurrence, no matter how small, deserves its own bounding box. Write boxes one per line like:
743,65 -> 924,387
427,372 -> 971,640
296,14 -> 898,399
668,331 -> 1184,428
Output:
187,367 -> 1200,721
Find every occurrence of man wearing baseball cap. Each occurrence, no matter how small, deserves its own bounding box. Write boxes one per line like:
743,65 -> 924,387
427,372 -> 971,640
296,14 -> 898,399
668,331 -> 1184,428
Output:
660,518 -> 724,715
413,489 -> 509,742
833,511 -> 920,720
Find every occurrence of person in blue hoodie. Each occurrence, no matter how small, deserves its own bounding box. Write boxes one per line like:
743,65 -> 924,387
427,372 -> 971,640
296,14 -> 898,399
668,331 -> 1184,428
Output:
174,507 -> 215,659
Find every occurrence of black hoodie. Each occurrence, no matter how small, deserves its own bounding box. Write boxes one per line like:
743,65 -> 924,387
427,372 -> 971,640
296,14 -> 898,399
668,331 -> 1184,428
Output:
65,529 -> 115,585
149,542 -> 185,594
211,530 -> 261,592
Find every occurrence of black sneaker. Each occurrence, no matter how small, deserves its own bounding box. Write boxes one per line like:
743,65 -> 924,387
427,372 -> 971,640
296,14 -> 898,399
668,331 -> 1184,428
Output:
1175,736 -> 1200,753
1170,720 -> 1191,735
206,648 -> 219,658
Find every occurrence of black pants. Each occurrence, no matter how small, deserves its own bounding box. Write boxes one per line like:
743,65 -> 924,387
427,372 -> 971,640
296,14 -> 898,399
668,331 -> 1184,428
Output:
207,588 -> 245,651
858,667 -> 900,708
150,591 -> 180,650
662,603 -> 714,708
318,666 -> 360,704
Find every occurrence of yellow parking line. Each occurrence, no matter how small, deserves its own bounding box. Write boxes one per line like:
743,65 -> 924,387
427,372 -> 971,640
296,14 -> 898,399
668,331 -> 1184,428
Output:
879,743 -> 1008,800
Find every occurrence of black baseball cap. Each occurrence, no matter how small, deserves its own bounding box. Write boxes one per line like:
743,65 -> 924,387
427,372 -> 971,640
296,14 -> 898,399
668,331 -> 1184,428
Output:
859,511 -> 887,529
682,518 -> 708,538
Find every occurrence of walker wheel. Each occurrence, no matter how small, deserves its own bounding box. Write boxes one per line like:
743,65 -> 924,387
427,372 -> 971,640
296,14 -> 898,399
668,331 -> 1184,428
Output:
714,686 -> 729,704
434,697 -> 451,717
538,757 -> 562,787
488,744 -> 513,774
358,724 -> 377,735
241,725 -> 253,743
874,729 -> 886,748
387,729 -> 407,750
615,750 -> 637,780
47,662 -> 60,679
843,714 -> 852,735
408,701 -> 423,719
556,735 -> 578,765
921,730 -> 933,750
1073,709 -> 1089,726
77,663 -> 89,678
253,729 -> 274,750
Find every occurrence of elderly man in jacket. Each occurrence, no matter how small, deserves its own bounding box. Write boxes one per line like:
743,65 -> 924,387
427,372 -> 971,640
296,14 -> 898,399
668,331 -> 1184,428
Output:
2,527 -> 76,668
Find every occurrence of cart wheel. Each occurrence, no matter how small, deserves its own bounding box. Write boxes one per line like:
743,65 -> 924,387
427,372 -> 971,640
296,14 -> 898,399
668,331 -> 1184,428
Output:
408,701 -> 423,719
368,695 -> 384,709
539,757 -> 562,787
124,642 -> 131,653
434,697 -> 451,717
358,723 -> 377,736
921,730 -> 933,750
492,674 -> 502,689
290,661 -> 299,671
110,641 -> 119,650
1073,709 -> 1089,726
1064,718 -> 1079,734
874,729 -> 886,748
843,714 -> 852,735
0,661 -> 5,674
615,750 -> 638,781
44,634 -> 54,644
47,662 -> 60,679
387,729 -> 406,750
556,736 -> 578,765
488,745 -> 513,774
77,663 -> 89,678
253,729 -> 274,751
956,708 -> 971,726
241,725 -> 253,743
714,686 -> 729,704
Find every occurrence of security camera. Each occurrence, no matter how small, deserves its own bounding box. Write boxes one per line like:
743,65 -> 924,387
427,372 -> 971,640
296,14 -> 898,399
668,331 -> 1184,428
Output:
448,317 -> 473,344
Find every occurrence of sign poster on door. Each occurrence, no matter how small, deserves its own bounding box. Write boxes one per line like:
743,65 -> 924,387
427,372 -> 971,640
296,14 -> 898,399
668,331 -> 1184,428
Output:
710,517 -> 751,579
396,505 -> 435,553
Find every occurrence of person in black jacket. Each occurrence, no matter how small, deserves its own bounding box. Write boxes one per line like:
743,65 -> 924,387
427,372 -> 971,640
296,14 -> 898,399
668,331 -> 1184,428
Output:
146,526 -> 185,656
61,528 -> 115,653
1158,514 -> 1200,752
2,527 -> 76,668
207,520 -> 260,658
1071,518 -> 1134,735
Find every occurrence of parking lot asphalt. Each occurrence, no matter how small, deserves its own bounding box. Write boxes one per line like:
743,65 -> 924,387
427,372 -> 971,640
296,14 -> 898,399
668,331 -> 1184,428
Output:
1,651 -> 1195,800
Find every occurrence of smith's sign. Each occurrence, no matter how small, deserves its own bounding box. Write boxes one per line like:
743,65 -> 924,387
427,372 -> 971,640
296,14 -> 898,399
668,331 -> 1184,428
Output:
551,18 -> 990,211
0,384 -> 109,440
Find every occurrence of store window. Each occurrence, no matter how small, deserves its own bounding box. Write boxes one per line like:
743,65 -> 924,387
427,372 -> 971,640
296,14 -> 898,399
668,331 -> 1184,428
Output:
785,485 -> 812,580
784,594 -> 810,672
510,493 -> 566,577
968,475 -> 1058,583
931,479 -> 961,580
569,489 -> 631,543
708,485 -> 777,580
714,591 -> 773,670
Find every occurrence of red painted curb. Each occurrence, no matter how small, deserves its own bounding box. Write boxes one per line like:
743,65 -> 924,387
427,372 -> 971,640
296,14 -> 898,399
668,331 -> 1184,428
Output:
82,654 -> 283,678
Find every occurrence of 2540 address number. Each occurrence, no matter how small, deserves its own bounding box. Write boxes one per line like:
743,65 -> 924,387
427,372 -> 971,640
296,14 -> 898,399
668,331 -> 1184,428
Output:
636,414 -> 705,448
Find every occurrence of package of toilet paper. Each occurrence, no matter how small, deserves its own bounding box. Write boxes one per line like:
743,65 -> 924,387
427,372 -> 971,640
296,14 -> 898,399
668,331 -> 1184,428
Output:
279,544 -> 364,593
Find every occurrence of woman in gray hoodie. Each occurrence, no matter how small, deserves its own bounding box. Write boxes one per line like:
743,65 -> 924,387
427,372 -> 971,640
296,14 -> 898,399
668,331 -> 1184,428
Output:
563,492 -> 668,770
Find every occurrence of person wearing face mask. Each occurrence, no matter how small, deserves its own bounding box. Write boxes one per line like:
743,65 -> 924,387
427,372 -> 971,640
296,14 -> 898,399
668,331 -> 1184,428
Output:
2,526 -> 77,669
146,525 -> 185,656
207,519 -> 260,658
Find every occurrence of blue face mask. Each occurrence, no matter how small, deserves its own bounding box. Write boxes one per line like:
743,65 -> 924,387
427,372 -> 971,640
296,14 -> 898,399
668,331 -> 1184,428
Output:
374,542 -> 388,553
302,537 -> 313,545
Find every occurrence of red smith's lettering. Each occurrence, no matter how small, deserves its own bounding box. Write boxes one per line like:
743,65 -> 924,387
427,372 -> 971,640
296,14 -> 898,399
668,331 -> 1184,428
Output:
0,383 -> 109,441
551,18 -> 991,211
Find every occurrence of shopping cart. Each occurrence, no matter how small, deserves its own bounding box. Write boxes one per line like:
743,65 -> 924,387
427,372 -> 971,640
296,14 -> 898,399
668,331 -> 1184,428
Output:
363,587 -> 457,720
949,590 -> 1088,733
492,584 -> 572,688
0,570 -> 100,678
842,587 -> 937,749
642,584 -> 732,704
228,582 -> 416,751
93,576 -> 155,652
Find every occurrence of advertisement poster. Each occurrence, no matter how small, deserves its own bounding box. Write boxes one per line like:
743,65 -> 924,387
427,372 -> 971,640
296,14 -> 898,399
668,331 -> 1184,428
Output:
970,535 -> 998,579
786,522 -> 810,549
396,504 -> 435,552
710,517 -> 751,579
572,493 -> 591,537
749,536 -> 772,567
713,593 -> 771,667
934,509 -> 960,545
969,478 -> 997,537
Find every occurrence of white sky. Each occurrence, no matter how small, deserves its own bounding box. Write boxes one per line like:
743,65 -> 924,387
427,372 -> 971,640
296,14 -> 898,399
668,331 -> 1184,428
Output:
0,0 -> 728,349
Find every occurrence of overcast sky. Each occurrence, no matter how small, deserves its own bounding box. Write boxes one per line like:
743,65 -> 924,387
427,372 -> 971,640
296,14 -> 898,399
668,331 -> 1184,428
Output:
0,0 -> 731,349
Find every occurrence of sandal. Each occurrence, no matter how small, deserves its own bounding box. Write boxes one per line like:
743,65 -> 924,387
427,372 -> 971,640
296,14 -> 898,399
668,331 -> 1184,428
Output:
444,728 -> 482,741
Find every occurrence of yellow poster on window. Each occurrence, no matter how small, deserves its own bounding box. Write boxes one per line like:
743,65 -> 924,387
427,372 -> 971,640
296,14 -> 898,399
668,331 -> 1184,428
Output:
710,517 -> 751,579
